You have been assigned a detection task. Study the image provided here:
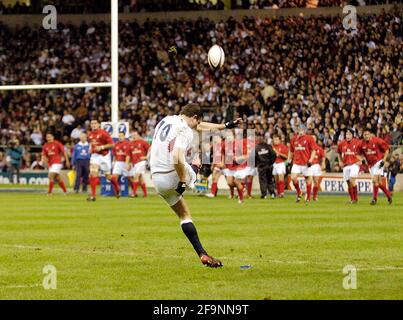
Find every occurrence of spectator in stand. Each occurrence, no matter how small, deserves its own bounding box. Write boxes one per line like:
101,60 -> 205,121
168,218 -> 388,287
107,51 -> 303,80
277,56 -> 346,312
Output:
30,154 -> 46,170
0,13 -> 401,173
391,122 -> 402,146
0,152 -> 7,172
62,109 -> 76,136
386,154 -> 400,193
71,124 -> 85,141
30,127 -> 43,146
0,0 -> 399,14
5,139 -> 24,184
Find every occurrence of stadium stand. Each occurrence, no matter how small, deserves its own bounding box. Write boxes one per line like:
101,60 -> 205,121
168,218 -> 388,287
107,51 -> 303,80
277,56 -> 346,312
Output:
0,0 -> 399,14
0,6 -> 401,172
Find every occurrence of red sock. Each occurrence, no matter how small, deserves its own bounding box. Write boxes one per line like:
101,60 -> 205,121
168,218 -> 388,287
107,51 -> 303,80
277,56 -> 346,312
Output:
373,185 -> 379,200
90,177 -> 99,197
293,180 -> 301,196
237,185 -> 244,201
352,186 -> 358,201
347,186 -> 352,200
48,181 -> 54,194
58,181 -> 67,193
306,183 -> 312,200
379,183 -> 391,200
211,182 -> 218,196
110,177 -> 120,195
313,185 -> 319,199
230,186 -> 234,198
140,183 -> 147,197
131,181 -> 139,195
279,181 -> 285,194
247,181 -> 252,197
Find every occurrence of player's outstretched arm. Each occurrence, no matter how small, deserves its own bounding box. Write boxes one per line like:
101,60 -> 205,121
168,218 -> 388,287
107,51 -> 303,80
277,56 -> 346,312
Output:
197,118 -> 242,131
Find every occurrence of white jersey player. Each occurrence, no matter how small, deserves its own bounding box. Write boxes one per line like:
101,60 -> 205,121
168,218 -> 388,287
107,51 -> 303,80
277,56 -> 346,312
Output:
150,103 -> 242,268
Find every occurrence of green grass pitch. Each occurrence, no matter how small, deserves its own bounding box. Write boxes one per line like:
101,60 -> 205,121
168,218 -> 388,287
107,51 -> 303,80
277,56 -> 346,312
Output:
0,190 -> 402,300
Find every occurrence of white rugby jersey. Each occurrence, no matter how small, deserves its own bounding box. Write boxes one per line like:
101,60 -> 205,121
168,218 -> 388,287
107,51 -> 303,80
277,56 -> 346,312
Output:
150,115 -> 194,174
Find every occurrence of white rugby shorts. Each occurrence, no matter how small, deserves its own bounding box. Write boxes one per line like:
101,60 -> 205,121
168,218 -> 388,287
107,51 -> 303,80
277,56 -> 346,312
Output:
128,160 -> 147,177
152,163 -> 196,206
343,163 -> 360,181
272,162 -> 286,175
49,164 -> 63,174
112,161 -> 129,176
291,164 -> 309,176
90,152 -> 112,174
222,168 -> 235,177
369,160 -> 384,177
307,164 -> 322,177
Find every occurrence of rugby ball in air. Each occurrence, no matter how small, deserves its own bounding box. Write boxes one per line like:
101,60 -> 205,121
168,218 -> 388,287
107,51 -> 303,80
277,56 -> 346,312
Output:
208,44 -> 225,70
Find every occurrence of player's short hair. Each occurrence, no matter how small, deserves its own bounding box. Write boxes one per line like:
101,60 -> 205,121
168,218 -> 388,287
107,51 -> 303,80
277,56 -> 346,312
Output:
257,135 -> 265,141
180,103 -> 202,119
45,132 -> 54,137
131,128 -> 140,134
272,134 -> 280,139
363,128 -> 374,134
346,128 -> 355,135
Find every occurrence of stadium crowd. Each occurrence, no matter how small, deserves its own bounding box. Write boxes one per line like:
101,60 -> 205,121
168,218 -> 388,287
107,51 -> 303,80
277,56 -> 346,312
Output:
0,0 -> 398,14
0,10 -> 402,175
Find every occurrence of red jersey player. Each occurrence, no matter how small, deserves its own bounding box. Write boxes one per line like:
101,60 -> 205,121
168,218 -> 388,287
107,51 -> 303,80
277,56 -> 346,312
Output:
272,134 -> 288,198
222,132 -> 245,204
205,134 -> 224,198
41,132 -> 70,195
126,130 -> 150,197
309,136 -> 326,201
112,131 -> 130,185
87,119 -> 120,201
288,125 -> 317,203
359,129 -> 392,205
244,134 -> 257,199
337,129 -> 362,203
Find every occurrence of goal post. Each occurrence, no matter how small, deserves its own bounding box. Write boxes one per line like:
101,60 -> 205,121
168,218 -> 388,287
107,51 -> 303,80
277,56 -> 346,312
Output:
0,0 -> 120,131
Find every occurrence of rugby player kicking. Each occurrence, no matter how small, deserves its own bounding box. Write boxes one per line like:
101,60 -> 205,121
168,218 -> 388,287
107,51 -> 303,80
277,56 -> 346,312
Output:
150,103 -> 241,267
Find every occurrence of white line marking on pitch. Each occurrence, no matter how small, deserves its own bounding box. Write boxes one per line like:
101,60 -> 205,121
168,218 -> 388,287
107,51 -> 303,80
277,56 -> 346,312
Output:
2,244 -> 402,272
1,244 -> 137,256
0,284 -> 41,289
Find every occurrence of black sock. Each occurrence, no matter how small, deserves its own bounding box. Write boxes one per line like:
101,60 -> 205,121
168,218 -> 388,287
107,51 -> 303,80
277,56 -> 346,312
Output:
181,220 -> 207,257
